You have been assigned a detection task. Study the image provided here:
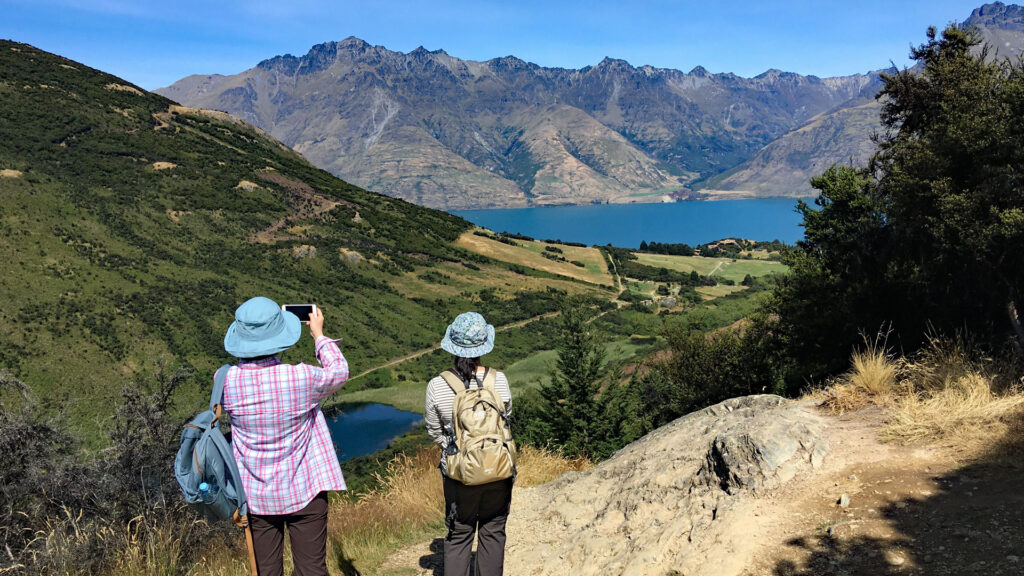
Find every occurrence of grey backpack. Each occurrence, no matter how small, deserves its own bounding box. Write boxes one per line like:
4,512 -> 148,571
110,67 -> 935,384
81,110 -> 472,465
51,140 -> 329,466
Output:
174,365 -> 258,575
174,365 -> 248,523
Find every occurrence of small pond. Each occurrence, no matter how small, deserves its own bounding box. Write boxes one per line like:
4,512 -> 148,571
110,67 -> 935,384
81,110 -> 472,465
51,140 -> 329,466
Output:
325,402 -> 424,461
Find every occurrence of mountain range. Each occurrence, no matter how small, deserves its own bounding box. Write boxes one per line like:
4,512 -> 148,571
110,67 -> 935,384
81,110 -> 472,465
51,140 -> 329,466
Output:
157,3 -> 1024,210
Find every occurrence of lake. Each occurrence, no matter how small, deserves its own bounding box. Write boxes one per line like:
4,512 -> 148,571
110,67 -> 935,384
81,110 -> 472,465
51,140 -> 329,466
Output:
326,403 -> 424,461
452,198 -> 809,248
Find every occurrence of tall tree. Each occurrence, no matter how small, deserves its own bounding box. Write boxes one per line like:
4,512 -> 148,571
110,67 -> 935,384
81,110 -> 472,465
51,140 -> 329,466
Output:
538,297 -> 606,457
873,25 -> 1024,350
773,23 -> 1024,384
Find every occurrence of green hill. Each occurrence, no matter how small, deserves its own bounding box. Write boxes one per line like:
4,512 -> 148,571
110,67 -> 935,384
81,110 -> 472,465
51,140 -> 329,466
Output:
0,41 -> 597,442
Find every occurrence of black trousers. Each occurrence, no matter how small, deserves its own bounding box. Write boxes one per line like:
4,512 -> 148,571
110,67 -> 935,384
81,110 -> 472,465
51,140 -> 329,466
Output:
250,492 -> 329,576
443,476 -> 513,576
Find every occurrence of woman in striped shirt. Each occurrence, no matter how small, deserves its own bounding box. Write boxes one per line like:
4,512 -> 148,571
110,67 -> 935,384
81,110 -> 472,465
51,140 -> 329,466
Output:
425,312 -> 513,576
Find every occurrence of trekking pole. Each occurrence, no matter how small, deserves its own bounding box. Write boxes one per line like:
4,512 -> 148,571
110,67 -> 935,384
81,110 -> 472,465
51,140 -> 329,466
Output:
235,509 -> 259,576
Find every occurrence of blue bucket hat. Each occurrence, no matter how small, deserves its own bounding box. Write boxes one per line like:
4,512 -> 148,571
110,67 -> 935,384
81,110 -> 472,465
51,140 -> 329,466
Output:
223,297 -> 301,358
441,312 -> 495,358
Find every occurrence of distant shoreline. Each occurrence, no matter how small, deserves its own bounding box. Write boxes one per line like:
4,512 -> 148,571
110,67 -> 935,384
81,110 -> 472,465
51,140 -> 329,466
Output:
451,197 -> 810,249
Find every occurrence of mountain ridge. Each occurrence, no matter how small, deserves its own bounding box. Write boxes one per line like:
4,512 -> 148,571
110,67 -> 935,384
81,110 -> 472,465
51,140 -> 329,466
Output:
157,35 -> 879,209
708,1 -> 1024,197
157,3 -> 1024,209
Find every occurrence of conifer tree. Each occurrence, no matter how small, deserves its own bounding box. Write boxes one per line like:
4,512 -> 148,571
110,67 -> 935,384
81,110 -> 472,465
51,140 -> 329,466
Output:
539,297 -> 606,457
773,23 -> 1024,384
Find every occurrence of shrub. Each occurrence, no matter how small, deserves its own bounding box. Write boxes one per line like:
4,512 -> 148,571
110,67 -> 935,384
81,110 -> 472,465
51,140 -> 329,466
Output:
0,362 -> 232,575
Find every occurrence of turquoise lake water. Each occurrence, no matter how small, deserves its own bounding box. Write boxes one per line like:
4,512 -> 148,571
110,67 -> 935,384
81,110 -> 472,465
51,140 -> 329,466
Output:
326,403 -> 424,461
452,198 -> 810,248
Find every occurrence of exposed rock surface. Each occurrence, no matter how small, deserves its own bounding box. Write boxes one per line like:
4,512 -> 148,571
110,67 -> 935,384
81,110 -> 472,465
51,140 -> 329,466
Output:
504,395 -> 828,576
291,244 -> 317,259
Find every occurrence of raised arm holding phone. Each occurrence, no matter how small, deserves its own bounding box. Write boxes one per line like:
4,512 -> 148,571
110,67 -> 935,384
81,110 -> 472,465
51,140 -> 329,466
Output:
220,296 -> 348,576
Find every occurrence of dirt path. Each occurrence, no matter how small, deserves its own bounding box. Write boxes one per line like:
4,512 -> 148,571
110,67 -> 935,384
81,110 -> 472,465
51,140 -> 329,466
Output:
349,250 -> 627,382
708,259 -> 726,277
379,404 -> 1024,576
743,411 -> 1024,576
350,299 -> 626,382
606,252 -> 623,292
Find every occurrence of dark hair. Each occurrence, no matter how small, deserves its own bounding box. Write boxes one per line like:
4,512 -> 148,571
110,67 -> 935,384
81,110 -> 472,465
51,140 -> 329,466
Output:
453,356 -> 481,383
240,354 -> 275,363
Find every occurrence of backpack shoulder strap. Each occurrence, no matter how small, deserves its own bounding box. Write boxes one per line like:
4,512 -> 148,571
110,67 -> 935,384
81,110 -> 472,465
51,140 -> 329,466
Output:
210,364 -> 231,411
480,367 -> 497,390
439,370 -> 465,395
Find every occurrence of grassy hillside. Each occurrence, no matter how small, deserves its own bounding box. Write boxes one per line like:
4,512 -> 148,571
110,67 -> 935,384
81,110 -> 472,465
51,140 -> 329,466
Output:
0,41 -> 606,442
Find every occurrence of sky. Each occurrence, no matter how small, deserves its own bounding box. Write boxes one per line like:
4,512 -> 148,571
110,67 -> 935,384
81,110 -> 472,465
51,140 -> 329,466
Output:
0,0 -> 997,90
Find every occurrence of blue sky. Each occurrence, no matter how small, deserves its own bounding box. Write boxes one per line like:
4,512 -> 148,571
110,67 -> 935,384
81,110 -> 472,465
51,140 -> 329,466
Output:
0,0 -> 994,90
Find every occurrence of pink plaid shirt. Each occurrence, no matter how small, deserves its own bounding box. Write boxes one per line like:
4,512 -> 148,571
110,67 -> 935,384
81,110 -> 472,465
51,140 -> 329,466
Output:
222,337 -> 349,515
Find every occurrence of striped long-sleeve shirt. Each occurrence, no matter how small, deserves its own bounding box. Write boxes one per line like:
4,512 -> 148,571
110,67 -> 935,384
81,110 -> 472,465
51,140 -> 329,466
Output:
424,368 -> 512,455
222,336 -> 349,515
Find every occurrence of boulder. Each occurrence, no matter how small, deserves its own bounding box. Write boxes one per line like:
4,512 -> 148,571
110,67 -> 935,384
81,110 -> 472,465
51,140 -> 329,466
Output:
505,395 -> 829,576
291,244 -> 317,259
340,248 -> 363,265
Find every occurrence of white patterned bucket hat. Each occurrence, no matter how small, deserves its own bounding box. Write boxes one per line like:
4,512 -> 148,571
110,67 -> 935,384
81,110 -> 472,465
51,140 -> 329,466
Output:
440,312 -> 495,358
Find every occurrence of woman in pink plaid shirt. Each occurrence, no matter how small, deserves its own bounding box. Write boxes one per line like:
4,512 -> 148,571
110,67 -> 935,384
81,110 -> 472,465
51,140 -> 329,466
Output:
221,297 -> 349,576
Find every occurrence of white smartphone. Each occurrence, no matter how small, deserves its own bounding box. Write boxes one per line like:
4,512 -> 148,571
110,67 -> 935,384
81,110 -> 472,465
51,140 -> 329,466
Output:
282,304 -> 317,323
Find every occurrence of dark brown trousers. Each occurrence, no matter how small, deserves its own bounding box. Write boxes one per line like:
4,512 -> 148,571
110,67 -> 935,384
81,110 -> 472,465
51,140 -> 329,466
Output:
250,492 -> 329,576
443,476 -> 513,576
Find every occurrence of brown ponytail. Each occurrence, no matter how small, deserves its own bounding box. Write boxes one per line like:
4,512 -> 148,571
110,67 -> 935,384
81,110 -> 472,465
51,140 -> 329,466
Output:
453,356 -> 481,384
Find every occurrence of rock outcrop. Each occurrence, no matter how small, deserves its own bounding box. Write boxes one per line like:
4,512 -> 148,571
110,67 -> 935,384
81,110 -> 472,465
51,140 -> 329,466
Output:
504,395 -> 828,575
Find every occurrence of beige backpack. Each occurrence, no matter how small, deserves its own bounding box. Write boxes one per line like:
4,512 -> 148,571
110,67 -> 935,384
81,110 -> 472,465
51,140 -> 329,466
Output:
440,368 -> 517,485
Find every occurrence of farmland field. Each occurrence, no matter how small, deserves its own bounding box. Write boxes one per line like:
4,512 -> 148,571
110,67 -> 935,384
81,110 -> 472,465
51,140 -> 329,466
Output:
633,253 -> 788,283
696,285 -> 747,300
457,231 -> 613,286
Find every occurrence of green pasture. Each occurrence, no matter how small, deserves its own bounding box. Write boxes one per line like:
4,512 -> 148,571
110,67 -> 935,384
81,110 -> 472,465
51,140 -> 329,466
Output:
633,253 -> 788,283
696,285 -> 747,299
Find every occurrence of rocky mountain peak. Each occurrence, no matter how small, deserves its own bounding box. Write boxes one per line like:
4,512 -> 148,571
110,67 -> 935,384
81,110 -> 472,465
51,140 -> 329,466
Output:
338,35 -> 370,49
754,68 -> 784,80
596,56 -> 632,69
965,3 -> 1024,58
968,2 -> 1024,25
487,54 -> 535,72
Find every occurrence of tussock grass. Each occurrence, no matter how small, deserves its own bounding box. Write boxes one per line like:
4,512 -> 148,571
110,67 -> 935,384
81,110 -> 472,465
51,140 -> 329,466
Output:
848,345 -> 900,396
820,336 -> 1024,450
821,340 -> 900,414
883,372 -> 1024,447
117,445 -> 588,576
514,445 -> 592,487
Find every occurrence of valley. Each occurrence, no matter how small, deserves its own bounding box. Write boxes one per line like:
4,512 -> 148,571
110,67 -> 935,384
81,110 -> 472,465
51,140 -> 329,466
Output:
5,6 -> 1024,575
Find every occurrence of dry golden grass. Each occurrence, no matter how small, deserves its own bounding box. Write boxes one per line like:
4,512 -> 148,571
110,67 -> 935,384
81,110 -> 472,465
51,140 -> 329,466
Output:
108,513 -> 210,576
821,343 -> 900,414
118,445 -> 588,576
514,444 -> 592,487
848,346 -> 900,396
819,337 -> 1024,451
456,231 -> 612,286
883,372 -> 1024,448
